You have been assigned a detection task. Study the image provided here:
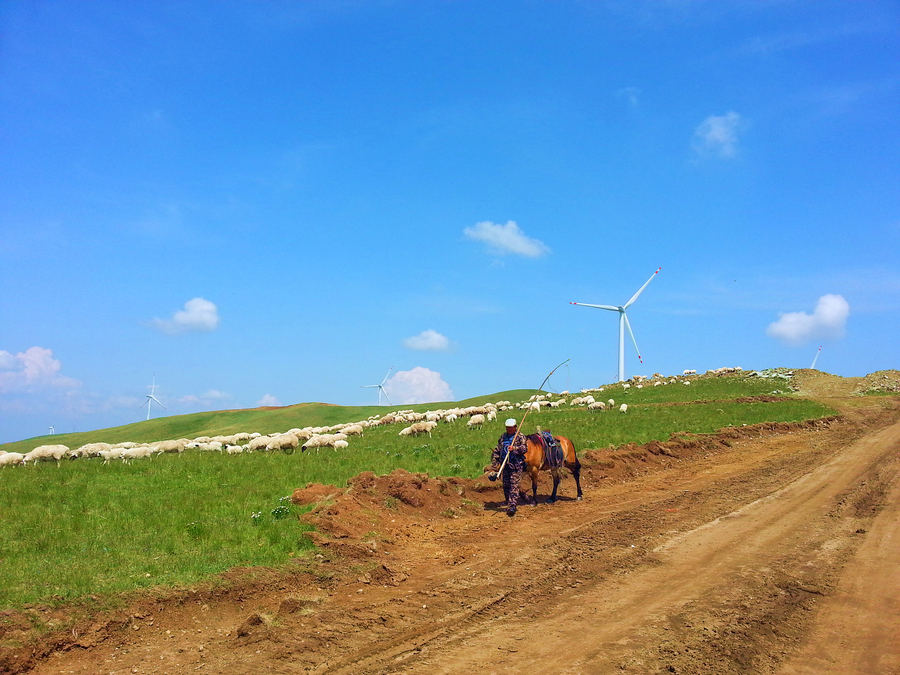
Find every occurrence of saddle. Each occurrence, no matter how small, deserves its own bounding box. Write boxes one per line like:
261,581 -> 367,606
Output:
531,430 -> 564,469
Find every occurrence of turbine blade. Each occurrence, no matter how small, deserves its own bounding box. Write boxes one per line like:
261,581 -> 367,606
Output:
624,267 -> 661,309
380,367 -> 393,386
623,312 -> 643,363
381,386 -> 392,406
570,302 -> 620,311
149,396 -> 166,409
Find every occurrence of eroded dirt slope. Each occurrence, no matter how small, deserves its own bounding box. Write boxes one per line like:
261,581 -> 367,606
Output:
3,376 -> 899,675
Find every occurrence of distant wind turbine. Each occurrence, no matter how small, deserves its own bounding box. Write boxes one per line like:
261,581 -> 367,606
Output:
811,346 -> 822,370
361,367 -> 393,406
140,376 -> 166,421
570,267 -> 661,383
48,426 -> 54,435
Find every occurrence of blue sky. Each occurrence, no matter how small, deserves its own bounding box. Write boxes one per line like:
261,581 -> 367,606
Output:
2,1 -> 898,443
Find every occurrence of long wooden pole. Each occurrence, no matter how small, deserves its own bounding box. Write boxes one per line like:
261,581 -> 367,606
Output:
494,358 -> 569,476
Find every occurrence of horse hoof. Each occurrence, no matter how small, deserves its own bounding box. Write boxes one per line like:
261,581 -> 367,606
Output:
577,496 -> 583,501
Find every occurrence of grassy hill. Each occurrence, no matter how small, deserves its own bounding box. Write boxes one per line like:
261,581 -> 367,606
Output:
0,376 -> 836,608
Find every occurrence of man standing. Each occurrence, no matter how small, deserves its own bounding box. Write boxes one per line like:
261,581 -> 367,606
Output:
489,418 -> 527,516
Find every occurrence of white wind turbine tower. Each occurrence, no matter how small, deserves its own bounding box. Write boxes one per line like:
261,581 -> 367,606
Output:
361,367 -> 393,406
571,267 -> 661,383
140,376 -> 167,420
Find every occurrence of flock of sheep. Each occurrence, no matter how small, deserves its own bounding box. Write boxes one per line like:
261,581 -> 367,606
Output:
1,369 -> 735,469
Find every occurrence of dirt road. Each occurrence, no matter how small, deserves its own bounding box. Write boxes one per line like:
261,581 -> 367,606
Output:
6,379 -> 899,675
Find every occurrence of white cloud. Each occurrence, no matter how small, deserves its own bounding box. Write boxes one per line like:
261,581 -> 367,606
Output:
383,367 -> 453,405
616,86 -> 641,106
766,294 -> 850,345
200,389 -> 231,401
151,297 -> 220,335
463,220 -> 550,258
257,394 -> 282,407
692,111 -> 743,158
0,346 -> 80,393
403,329 -> 450,351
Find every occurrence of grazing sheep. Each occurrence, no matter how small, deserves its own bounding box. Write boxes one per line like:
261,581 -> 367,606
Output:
444,413 -> 458,424
341,425 -> 365,437
683,369 -> 697,375
225,445 -> 244,455
248,436 -> 273,452
0,452 -> 25,468
120,446 -> 153,462
607,399 -> 615,407
622,383 -> 631,390
23,444 -> 70,465
151,439 -> 185,454
399,421 -> 437,437
99,448 -> 125,464
467,414 -> 485,429
619,403 -> 628,413
333,440 -> 350,449
588,401 -> 606,412
683,380 -> 691,386
265,434 -> 299,452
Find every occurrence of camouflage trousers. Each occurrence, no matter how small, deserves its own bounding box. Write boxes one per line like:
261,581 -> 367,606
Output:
502,461 -> 526,508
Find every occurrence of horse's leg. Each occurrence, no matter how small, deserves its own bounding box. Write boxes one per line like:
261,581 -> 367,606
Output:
546,468 -> 561,503
530,465 -> 539,505
567,458 -> 584,501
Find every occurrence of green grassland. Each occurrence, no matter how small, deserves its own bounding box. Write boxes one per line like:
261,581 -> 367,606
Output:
0,377 -> 834,610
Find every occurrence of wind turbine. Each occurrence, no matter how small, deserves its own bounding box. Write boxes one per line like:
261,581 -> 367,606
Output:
570,267 -> 661,383
140,376 -> 166,420
361,367 -> 393,406
811,346 -> 822,369
48,426 -> 54,435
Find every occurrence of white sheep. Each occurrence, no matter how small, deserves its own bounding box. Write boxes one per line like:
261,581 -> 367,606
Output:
0,452 -> 25,467
120,446 -> 153,462
265,434 -> 299,452
99,448 -> 125,464
341,425 -> 365,437
683,380 -> 691,386
619,403 -> 628,413
444,413 -> 458,424
622,383 -> 631,390
467,414 -> 485,429
588,401 -> 606,412
23,444 -> 70,465
607,399 -> 615,407
333,439 -> 350,449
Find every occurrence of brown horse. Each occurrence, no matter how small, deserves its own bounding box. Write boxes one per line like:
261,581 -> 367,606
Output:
522,433 -> 583,504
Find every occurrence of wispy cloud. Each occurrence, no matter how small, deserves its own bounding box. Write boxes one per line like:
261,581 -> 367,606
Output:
766,294 -> 850,346
616,86 -> 641,106
692,111 -> 744,158
0,346 -> 80,394
383,367 -> 453,404
151,297 -> 220,335
402,329 -> 451,351
464,220 -> 550,258
256,394 -> 282,407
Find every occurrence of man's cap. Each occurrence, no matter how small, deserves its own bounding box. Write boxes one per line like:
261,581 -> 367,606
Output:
505,418 -> 517,427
